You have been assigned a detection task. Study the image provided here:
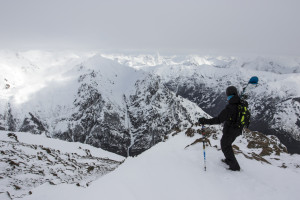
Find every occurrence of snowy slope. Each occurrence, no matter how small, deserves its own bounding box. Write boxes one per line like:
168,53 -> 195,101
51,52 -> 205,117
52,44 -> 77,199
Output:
21,127 -> 300,200
0,130 -> 124,199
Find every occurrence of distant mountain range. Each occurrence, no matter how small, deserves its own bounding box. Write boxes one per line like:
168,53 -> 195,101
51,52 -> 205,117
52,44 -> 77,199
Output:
109,54 -> 300,154
1,51 -> 300,154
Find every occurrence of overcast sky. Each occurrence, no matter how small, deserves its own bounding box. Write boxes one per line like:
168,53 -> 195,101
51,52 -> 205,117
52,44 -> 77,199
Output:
0,0 -> 299,55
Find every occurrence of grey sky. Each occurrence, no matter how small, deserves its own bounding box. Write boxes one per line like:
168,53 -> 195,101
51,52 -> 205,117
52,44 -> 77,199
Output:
0,0 -> 299,55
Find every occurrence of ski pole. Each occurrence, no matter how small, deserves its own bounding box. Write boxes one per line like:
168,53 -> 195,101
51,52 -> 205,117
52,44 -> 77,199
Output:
201,125 -> 206,171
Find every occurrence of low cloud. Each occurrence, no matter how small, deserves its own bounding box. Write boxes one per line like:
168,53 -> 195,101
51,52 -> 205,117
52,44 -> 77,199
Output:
0,0 -> 299,56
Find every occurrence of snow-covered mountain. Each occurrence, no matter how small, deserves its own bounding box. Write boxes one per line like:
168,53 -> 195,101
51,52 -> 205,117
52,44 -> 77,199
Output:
1,51 -> 207,157
1,50 -> 300,199
14,126 -> 300,200
1,51 -> 300,155
106,54 -> 300,154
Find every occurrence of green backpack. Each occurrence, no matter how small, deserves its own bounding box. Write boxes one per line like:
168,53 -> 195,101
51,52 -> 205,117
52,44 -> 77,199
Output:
233,100 -> 251,129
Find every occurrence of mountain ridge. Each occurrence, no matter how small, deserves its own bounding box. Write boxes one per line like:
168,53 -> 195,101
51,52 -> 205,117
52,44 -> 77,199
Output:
1,52 -> 207,157
107,54 -> 300,153
1,51 -> 300,155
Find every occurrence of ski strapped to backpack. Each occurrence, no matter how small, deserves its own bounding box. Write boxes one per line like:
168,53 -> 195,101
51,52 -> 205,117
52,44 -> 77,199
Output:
232,76 -> 258,129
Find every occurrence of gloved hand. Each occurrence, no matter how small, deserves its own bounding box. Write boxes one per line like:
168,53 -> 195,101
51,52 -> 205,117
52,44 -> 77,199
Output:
198,117 -> 207,125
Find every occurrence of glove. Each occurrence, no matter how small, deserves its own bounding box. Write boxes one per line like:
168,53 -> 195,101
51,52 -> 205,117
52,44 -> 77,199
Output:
198,117 -> 207,125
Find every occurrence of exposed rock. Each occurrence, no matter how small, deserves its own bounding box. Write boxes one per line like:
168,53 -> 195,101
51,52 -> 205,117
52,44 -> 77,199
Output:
250,153 -> 271,164
280,163 -> 287,168
19,113 -> 48,135
0,135 -> 122,199
183,127 -> 290,167
185,128 -> 195,137
185,137 -> 212,149
232,145 -> 240,151
4,103 -> 16,132
259,147 -> 273,156
244,129 -> 287,156
7,133 -> 18,142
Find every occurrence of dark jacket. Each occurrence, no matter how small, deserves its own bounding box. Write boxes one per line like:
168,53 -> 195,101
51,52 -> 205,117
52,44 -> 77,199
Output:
201,95 -> 242,132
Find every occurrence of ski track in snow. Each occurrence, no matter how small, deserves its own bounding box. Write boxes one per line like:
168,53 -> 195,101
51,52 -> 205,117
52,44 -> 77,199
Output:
23,131 -> 300,200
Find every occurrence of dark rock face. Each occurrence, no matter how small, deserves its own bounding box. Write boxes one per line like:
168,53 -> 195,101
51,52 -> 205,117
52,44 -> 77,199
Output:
20,112 -> 47,135
0,114 -> 5,130
165,79 -> 225,117
26,68 -> 201,157
127,75 -> 199,156
0,104 -> 17,132
296,119 -> 300,128
83,111 -> 130,157
52,71 -> 131,157
3,103 -> 17,132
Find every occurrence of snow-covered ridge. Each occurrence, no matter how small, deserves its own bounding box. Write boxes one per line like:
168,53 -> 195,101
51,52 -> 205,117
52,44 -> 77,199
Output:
0,130 -> 124,199
103,54 -> 300,74
1,51 -> 209,157
21,126 -> 300,200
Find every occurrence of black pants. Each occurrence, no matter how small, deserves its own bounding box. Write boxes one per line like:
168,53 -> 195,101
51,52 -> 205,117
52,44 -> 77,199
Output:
221,128 -> 241,170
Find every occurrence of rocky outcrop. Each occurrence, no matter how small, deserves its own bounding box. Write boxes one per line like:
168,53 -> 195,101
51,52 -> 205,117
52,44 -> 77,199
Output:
127,75 -> 203,156
184,126 -> 289,166
53,69 -> 131,157
0,132 -> 122,199
19,112 -> 48,135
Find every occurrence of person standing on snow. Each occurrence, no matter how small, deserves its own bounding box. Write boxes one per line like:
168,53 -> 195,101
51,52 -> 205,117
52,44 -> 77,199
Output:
198,86 -> 242,171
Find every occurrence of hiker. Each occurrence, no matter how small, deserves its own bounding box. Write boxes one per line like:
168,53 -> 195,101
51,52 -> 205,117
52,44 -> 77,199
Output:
198,86 -> 243,171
